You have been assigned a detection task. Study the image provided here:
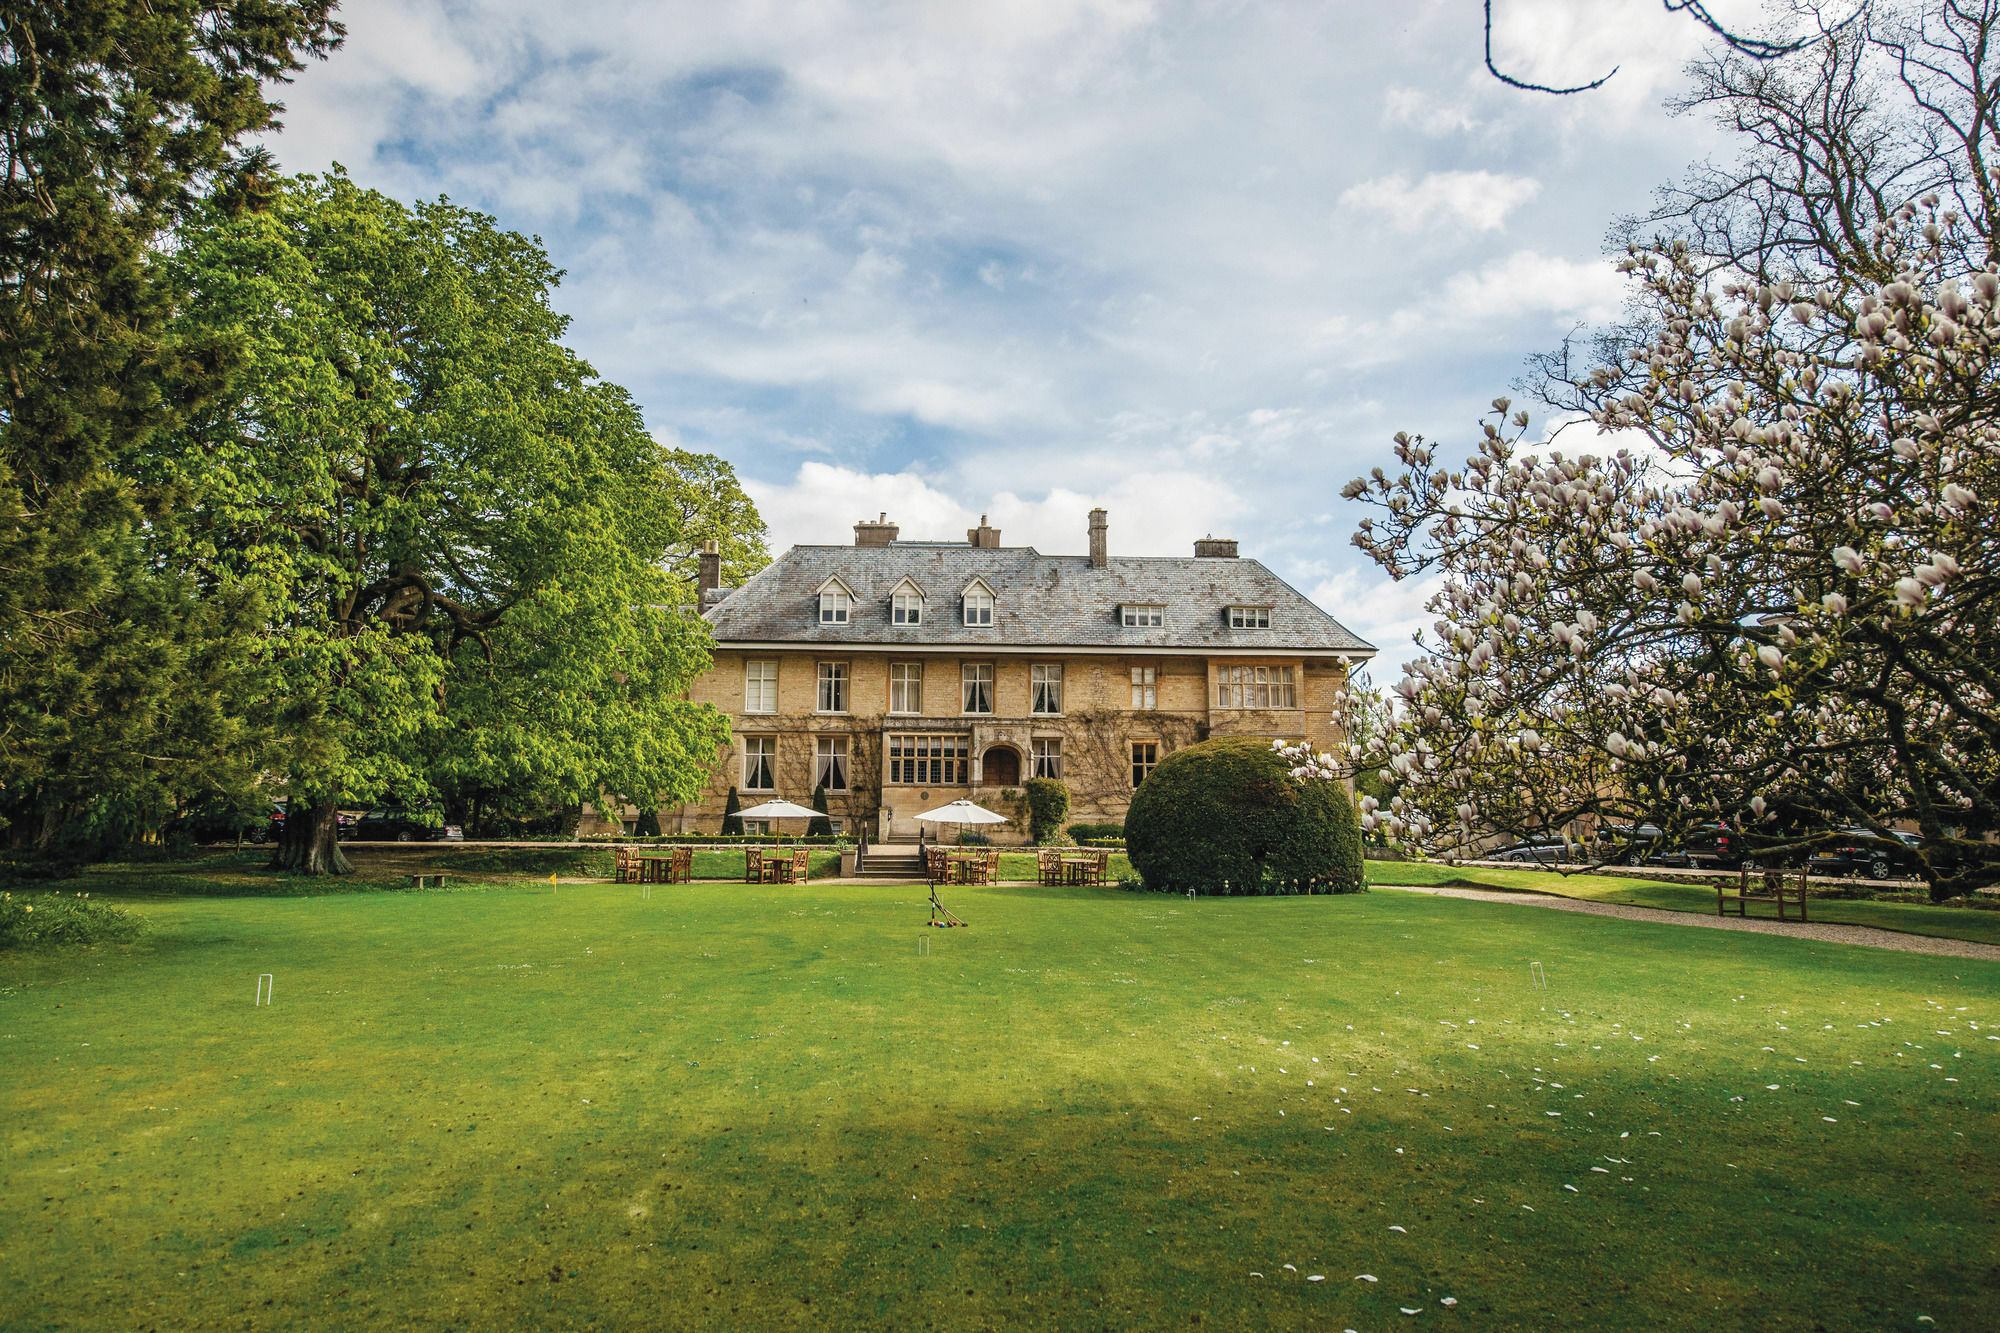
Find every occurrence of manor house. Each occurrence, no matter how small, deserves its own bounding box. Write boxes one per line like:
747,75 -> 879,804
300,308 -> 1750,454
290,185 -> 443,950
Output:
668,510 -> 1375,841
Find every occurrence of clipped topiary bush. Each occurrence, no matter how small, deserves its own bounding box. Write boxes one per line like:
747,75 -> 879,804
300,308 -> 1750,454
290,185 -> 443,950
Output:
807,784 -> 833,838
721,787 -> 743,836
1023,778 -> 1070,843
1124,737 -> 1363,894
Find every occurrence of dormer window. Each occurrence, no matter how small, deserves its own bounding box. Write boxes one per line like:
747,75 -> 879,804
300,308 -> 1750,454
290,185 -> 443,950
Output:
962,578 -> 995,627
815,576 -> 854,625
890,578 -> 925,625
1229,606 -> 1271,629
1121,604 -> 1163,628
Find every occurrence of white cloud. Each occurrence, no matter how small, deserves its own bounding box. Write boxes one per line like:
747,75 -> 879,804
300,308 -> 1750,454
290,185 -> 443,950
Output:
1382,85 -> 1478,137
1308,567 -> 1447,676
744,461 -> 1250,559
1340,171 -> 1540,232
1417,249 -> 1627,330
264,0 -> 1764,658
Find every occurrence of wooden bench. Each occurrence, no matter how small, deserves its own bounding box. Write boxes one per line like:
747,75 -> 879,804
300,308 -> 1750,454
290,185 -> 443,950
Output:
409,873 -> 447,889
1719,866 -> 1809,921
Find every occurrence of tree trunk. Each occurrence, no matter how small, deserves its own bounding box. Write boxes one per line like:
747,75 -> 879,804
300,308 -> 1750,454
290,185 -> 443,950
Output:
278,798 -> 351,876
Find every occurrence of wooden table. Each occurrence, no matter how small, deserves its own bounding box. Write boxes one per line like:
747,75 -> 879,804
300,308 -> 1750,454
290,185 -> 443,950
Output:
1061,856 -> 1098,886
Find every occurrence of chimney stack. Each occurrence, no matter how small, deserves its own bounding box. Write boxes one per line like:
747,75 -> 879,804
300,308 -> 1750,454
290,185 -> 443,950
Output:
1088,508 -> 1108,569
967,514 -> 1001,548
854,512 -> 899,547
1193,537 -> 1238,558
697,539 -> 721,596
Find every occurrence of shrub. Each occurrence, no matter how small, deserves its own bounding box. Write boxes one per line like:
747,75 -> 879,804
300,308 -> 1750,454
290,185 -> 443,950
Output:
0,891 -> 146,949
721,787 -> 743,836
1023,779 -> 1071,843
1124,737 -> 1364,894
634,807 -> 662,837
807,784 -> 833,838
1066,822 -> 1124,842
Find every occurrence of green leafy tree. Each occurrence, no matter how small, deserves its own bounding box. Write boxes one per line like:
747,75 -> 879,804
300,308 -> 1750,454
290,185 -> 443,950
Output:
153,171 -> 728,873
0,1 -> 342,848
654,449 -> 770,596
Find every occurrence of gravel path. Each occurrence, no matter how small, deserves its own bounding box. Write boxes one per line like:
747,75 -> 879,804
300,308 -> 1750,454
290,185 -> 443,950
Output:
1376,883 -> 2000,961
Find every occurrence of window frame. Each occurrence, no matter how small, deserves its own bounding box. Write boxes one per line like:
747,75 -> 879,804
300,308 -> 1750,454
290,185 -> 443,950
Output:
742,736 -> 777,791
892,590 -> 924,625
814,736 -> 850,792
1121,604 -> 1164,627
961,662 -> 995,715
1032,736 -> 1063,780
1228,605 -> 1272,629
1215,664 -> 1297,710
816,660 -> 849,714
1131,740 -> 1160,788
818,588 -> 851,625
743,659 -> 778,714
888,661 -> 924,715
1130,665 -> 1157,710
1030,663 -> 1063,716
888,733 -> 970,786
963,587 -> 994,627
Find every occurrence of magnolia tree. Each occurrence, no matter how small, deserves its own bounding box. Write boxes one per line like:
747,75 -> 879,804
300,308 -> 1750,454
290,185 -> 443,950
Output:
1345,206 -> 1997,898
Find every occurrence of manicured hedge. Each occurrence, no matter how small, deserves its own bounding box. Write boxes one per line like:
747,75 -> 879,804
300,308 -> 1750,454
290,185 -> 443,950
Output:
1124,737 -> 1364,894
1067,822 -> 1125,841
1023,779 -> 1070,843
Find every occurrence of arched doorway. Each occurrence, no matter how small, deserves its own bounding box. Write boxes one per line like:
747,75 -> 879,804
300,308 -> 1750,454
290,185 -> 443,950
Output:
981,745 -> 1020,786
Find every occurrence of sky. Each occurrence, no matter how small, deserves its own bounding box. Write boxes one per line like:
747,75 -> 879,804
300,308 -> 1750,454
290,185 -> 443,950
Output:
266,0 -> 1771,669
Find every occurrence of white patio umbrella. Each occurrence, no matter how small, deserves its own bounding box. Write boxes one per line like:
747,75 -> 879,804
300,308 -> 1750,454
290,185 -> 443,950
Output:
913,799 -> 1011,844
736,798 -> 825,843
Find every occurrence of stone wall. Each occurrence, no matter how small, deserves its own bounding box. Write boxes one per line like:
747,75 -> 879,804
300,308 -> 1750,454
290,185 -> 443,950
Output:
669,649 -> 1348,840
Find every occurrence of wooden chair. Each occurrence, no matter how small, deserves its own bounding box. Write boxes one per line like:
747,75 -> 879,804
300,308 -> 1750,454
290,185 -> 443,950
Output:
1088,849 -> 1109,886
669,846 -> 693,884
745,846 -> 764,884
614,845 -> 635,883
788,847 -> 810,884
1719,865 -> 1810,921
1038,848 -> 1064,886
986,849 -> 1001,883
925,846 -> 948,883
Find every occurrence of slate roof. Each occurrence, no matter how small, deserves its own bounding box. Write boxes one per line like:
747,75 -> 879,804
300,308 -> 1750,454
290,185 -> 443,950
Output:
703,542 -> 1375,656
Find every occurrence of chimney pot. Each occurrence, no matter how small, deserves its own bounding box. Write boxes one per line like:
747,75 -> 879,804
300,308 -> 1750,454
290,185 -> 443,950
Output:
854,514 -> 900,547
1193,537 -> 1239,558
1088,508 -> 1108,569
697,539 -> 722,595
967,513 -> 1001,548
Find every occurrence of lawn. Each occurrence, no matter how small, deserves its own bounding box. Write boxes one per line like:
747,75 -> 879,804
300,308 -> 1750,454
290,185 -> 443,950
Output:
2,869 -> 1995,1331
1365,860 -> 2000,947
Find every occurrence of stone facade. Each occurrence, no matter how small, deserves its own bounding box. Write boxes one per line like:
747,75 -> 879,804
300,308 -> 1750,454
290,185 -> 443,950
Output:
669,649 -> 1353,840
649,513 -> 1375,843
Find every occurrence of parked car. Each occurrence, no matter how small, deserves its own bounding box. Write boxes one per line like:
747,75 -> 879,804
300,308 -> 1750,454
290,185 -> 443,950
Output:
252,801 -> 289,844
1593,823 -> 1665,865
352,808 -> 463,842
1489,837 -> 1573,865
256,802 -> 359,843
1643,823 -> 1738,870
1807,828 -> 1925,881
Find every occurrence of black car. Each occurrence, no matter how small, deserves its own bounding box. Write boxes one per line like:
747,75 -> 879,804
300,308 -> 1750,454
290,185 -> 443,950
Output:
257,802 -> 359,843
1807,828 -> 1924,881
352,808 -> 464,842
